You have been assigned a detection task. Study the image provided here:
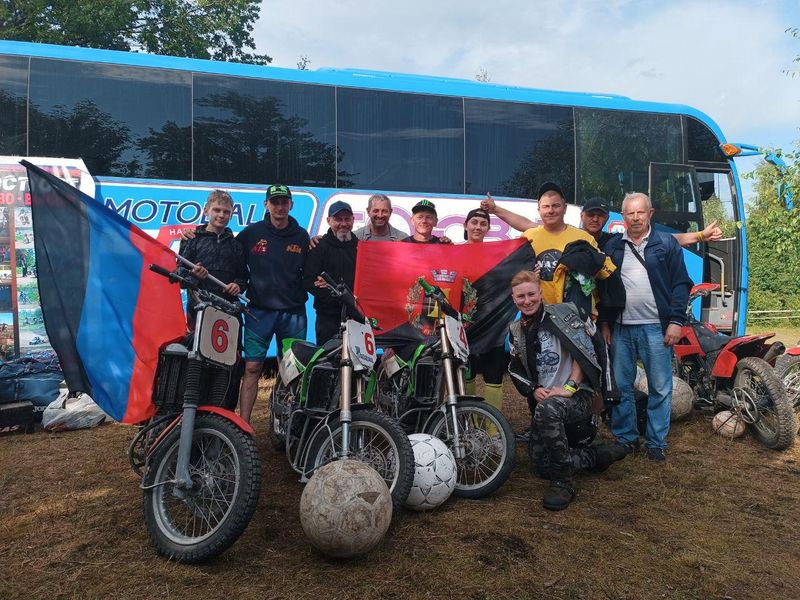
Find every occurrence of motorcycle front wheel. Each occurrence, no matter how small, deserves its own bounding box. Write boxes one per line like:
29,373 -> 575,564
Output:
304,409 -> 414,512
143,413 -> 261,563
733,357 -> 796,450
426,399 -> 516,499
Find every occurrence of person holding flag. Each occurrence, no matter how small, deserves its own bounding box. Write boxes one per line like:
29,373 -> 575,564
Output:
178,190 -> 248,329
461,207 -> 506,412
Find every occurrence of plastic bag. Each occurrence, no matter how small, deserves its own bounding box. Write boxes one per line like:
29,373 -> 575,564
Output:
42,390 -> 108,431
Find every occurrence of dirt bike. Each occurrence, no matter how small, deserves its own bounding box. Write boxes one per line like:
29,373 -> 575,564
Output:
673,283 -> 795,450
374,277 -> 516,498
774,343 -> 800,413
127,265 -> 261,563
270,272 -> 414,511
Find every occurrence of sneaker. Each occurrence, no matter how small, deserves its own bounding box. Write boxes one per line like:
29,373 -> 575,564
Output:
515,427 -> 531,444
589,444 -> 628,473
542,480 -> 575,511
645,447 -> 667,463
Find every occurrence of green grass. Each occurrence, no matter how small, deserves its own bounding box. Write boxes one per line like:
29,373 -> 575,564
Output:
746,324 -> 800,347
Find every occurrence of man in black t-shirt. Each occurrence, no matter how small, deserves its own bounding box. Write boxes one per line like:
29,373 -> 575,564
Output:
401,200 -> 451,244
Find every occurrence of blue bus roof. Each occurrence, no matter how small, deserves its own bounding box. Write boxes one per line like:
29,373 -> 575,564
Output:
0,40 -> 727,141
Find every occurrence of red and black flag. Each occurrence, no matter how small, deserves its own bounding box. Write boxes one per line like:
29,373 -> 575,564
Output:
354,239 -> 534,352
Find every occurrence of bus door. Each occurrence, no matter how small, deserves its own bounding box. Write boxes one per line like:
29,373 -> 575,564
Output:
694,169 -> 741,332
648,163 -> 739,333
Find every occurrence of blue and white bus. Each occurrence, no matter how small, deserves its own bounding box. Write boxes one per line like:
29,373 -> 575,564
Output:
0,40 -> 752,339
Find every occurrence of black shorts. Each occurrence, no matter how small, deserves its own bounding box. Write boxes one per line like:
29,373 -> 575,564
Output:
467,345 -> 508,385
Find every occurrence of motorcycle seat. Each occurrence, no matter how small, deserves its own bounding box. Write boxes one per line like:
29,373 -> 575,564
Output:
290,341 -> 322,364
695,325 -> 731,354
290,338 -> 341,364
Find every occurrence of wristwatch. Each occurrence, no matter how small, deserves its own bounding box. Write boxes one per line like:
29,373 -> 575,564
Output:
563,379 -> 578,393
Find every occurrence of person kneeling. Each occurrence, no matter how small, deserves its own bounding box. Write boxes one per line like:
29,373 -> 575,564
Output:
508,270 -> 626,511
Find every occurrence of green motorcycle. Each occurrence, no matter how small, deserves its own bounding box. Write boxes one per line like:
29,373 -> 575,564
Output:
374,277 -> 516,499
270,272 -> 414,511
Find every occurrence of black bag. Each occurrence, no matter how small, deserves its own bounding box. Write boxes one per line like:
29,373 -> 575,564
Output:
0,359 -> 63,421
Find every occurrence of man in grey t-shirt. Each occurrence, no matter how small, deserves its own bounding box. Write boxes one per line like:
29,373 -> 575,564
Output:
353,194 -> 406,241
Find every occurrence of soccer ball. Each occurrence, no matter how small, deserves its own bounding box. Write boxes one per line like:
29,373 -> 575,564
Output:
671,376 -> 695,421
299,459 -> 392,558
404,433 -> 457,511
633,369 -> 696,422
634,366 -> 648,394
712,410 -> 746,438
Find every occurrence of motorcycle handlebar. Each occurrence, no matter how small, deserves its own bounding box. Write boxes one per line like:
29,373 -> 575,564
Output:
320,271 -> 368,324
417,277 -> 459,319
149,264 -> 243,316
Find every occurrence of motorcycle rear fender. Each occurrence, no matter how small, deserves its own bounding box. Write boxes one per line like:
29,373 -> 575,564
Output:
711,334 -> 775,378
787,346 -> 800,356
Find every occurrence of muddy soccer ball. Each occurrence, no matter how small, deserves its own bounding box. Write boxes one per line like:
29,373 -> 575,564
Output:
299,459 -> 392,558
671,376 -> 695,421
712,410 -> 746,438
404,433 -> 456,511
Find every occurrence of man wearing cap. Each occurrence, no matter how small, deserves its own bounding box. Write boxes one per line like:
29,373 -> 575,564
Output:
580,196 -> 724,251
402,200 -> 451,244
303,200 -> 359,344
236,184 -> 310,422
354,194 -> 406,241
482,184 -> 615,307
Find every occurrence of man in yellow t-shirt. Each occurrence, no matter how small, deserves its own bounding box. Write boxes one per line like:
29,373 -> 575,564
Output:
482,182 -> 615,306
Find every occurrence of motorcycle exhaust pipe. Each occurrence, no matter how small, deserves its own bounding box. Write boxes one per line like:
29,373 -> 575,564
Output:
763,341 -> 785,364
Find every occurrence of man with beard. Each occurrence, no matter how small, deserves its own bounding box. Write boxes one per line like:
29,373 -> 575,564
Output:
304,200 -> 359,344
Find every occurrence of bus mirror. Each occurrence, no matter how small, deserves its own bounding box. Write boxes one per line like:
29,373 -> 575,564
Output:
722,143 -> 795,211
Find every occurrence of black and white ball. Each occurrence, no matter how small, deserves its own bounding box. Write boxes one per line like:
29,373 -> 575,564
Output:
404,433 -> 456,511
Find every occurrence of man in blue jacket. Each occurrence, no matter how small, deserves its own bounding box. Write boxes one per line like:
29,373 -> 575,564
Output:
599,192 -> 692,463
237,184 -> 310,422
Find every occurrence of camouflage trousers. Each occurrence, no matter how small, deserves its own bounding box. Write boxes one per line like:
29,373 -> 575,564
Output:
529,390 -> 595,481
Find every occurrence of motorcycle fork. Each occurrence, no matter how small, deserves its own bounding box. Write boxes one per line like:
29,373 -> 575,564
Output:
173,356 -> 202,498
339,322 -> 353,458
437,317 -> 465,459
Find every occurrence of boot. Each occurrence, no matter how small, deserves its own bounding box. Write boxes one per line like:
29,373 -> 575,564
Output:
483,382 -> 503,411
543,480 -> 575,511
465,377 -> 476,396
589,444 -> 628,473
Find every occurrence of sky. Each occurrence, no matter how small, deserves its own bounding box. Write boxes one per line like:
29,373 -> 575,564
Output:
252,0 -> 800,202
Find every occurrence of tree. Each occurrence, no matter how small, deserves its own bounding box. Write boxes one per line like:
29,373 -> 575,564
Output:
744,153 -> 800,316
0,0 -> 270,64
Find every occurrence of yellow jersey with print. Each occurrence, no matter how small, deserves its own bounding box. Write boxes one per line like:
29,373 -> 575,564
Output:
522,225 -> 615,306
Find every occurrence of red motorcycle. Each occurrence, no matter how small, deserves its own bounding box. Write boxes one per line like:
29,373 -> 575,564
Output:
673,283 -> 795,450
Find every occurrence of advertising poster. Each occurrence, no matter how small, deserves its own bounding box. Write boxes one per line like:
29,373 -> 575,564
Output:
0,157 -> 94,359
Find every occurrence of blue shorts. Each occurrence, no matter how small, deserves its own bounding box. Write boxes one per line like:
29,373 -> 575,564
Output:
243,308 -> 307,361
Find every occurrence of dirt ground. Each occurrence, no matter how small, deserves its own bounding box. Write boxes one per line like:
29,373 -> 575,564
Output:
1,378 -> 799,600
